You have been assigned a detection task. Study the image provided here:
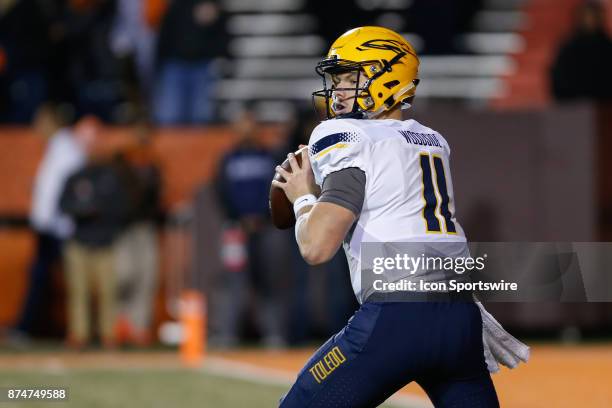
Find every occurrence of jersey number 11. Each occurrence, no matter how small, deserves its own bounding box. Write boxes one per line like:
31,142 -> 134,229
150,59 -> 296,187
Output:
419,153 -> 457,234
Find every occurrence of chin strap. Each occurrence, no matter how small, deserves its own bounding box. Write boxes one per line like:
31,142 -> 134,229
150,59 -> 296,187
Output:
332,79 -> 419,120
361,80 -> 419,119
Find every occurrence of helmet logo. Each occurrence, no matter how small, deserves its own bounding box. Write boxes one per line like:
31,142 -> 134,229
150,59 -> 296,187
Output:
356,39 -> 412,56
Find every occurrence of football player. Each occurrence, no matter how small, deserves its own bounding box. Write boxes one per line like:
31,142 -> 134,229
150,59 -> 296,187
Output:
273,26 -> 503,407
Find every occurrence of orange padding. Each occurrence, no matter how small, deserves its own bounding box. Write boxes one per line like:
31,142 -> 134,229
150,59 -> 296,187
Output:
0,230 -> 34,325
0,126 -> 286,214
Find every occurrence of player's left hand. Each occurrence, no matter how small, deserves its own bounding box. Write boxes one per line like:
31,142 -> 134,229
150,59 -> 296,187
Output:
272,147 -> 320,203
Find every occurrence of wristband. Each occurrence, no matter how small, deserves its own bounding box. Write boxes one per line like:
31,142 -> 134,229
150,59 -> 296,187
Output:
293,194 -> 317,216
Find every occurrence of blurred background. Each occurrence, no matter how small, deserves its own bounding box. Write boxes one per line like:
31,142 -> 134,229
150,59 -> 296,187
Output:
1,0 -> 612,407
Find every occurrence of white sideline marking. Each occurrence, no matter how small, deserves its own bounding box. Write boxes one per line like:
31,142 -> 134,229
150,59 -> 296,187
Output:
202,357 -> 432,408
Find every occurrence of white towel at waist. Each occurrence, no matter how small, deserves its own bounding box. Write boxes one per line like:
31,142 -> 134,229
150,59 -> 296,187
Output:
476,300 -> 530,373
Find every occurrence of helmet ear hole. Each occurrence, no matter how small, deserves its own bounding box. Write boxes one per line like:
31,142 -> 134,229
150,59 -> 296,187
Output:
384,80 -> 400,89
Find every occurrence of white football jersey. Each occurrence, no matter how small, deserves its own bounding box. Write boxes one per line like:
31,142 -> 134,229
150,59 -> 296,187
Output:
308,118 -> 467,302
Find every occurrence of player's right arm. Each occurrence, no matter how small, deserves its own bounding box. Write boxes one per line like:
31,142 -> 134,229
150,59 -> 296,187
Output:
273,148 -> 358,265
273,120 -> 367,264
295,201 -> 356,265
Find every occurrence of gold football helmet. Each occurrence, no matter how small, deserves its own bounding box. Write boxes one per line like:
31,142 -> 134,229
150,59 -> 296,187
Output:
313,26 -> 420,119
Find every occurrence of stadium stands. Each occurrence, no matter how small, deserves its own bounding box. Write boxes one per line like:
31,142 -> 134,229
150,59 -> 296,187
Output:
215,0 -> 531,120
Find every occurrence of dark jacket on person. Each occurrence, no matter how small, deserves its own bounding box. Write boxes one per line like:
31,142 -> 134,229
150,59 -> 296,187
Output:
59,161 -> 130,247
215,146 -> 276,221
112,152 -> 162,225
551,30 -> 612,101
157,0 -> 228,63
0,0 -> 51,73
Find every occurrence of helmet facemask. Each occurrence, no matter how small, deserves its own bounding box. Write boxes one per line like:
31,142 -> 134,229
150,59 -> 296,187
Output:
312,54 -> 419,120
312,58 -> 374,120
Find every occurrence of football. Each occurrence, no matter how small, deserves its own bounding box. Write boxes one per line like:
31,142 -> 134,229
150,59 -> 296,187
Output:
269,146 -> 307,229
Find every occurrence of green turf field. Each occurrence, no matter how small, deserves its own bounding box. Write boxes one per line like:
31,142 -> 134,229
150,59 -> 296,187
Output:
0,369 -> 285,408
0,369 -> 406,408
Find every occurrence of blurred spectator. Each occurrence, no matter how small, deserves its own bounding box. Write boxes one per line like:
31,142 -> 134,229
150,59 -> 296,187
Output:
212,106 -> 289,348
277,105 -> 358,343
153,0 -> 227,124
0,0 -> 135,123
551,1 -> 612,101
110,0 -> 163,104
0,0 -> 52,123
307,0 -> 367,44
410,0 -> 459,54
277,105 -> 316,344
309,0 -> 482,55
9,103 -> 84,342
113,120 -> 162,347
59,117 -> 129,348
409,0 -> 481,54
63,0 -> 126,121
281,105 -> 319,159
